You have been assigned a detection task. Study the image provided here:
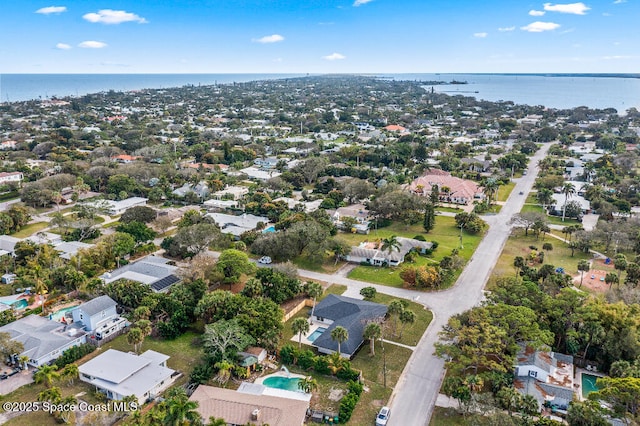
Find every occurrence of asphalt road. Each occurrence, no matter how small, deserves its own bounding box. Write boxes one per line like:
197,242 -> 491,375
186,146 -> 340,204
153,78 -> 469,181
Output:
296,144 -> 553,426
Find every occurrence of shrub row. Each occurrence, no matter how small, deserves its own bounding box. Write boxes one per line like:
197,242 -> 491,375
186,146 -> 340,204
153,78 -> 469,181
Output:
54,343 -> 95,369
338,380 -> 364,423
280,344 -> 361,382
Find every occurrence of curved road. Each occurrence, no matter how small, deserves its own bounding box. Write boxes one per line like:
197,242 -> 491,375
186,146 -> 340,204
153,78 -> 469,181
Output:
297,143 -> 553,425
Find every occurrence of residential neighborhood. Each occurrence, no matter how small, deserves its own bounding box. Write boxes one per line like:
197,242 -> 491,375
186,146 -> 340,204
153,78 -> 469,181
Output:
0,74 -> 638,426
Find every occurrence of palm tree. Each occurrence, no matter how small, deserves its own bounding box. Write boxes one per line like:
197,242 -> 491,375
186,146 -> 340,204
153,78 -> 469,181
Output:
34,364 -> 60,388
136,319 -> 153,337
208,418 -> 228,426
26,260 -> 49,314
364,322 -> 381,356
37,386 -> 61,403
536,188 -> 554,211
561,182 -> 576,222
398,309 -> 416,339
127,327 -> 144,354
577,260 -> 591,288
483,179 -> 499,206
330,326 -> 349,356
305,281 -> 323,319
380,236 -> 401,257
162,387 -> 201,426
18,355 -> 29,371
59,395 -> 78,423
214,361 -> 234,387
614,254 -> 628,283
291,318 -> 310,349
297,376 -> 318,394
61,363 -> 79,386
605,272 -> 619,289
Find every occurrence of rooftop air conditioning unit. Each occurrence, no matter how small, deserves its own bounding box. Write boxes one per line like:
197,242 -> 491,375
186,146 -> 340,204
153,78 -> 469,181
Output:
251,409 -> 260,421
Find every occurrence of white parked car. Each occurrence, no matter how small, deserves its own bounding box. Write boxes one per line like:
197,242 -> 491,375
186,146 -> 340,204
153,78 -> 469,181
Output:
258,256 -> 272,264
375,406 -> 390,426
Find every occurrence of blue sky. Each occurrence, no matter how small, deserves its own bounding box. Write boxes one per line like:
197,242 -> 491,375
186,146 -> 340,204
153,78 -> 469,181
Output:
2,0 -> 638,73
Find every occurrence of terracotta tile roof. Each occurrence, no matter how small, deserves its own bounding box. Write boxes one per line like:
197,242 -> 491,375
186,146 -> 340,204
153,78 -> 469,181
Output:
384,124 -> 407,132
189,385 -> 308,426
408,169 -> 483,201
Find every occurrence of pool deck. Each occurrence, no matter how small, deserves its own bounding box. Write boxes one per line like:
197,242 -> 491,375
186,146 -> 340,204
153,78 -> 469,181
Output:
254,370 -> 306,385
575,367 -> 605,401
289,320 -> 327,346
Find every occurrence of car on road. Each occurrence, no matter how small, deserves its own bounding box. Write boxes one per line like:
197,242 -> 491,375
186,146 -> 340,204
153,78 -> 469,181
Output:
375,406 -> 390,426
519,191 -> 524,195
0,373 -> 7,380
258,256 -> 272,264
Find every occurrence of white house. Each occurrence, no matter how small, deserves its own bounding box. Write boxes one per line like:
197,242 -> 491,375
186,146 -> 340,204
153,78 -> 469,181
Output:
100,256 -> 180,293
345,237 -> 433,267
85,197 -> 148,216
0,315 -> 87,367
0,172 -> 23,185
204,213 -> 269,238
79,349 -> 176,405
514,344 -> 575,411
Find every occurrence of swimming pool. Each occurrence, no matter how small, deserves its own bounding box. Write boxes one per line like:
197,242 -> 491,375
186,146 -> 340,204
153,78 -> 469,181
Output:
307,327 -> 327,343
582,373 -> 602,398
50,306 -> 75,322
262,226 -> 276,233
262,376 -> 302,392
12,299 -> 27,310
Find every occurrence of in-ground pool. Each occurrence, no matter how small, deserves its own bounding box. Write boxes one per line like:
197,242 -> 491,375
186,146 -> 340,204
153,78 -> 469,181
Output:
307,327 -> 327,343
12,299 -> 28,310
49,306 -> 75,322
582,373 -> 602,398
262,226 -> 276,233
262,376 -> 302,392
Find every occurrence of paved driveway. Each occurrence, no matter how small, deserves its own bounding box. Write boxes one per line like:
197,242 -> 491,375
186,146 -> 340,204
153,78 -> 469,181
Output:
0,370 -> 34,395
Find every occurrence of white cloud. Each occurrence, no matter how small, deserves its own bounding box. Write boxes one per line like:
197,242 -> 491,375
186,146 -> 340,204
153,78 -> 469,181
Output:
529,10 -> 546,16
353,0 -> 373,6
521,21 -> 561,32
603,55 -> 632,60
498,26 -> 516,32
83,9 -> 147,24
55,43 -> 71,50
474,32 -> 488,38
323,53 -> 346,61
613,0 -> 627,3
78,41 -> 107,49
543,2 -> 591,15
253,34 -> 285,43
35,6 -> 67,14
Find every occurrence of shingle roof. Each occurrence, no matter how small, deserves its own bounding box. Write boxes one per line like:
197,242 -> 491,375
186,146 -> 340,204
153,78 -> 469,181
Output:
75,295 -> 117,317
312,295 -> 387,356
0,315 -> 86,363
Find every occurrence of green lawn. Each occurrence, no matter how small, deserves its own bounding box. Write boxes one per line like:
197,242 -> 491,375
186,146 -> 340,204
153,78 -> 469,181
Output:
429,407 -> 468,426
370,293 -> 433,347
293,256 -> 345,274
320,284 -> 348,300
435,206 -> 463,213
11,222 -> 48,238
520,204 -> 582,226
496,181 -> 516,202
82,331 -> 204,387
488,230 -> 592,289
344,217 -> 484,288
350,344 -> 413,425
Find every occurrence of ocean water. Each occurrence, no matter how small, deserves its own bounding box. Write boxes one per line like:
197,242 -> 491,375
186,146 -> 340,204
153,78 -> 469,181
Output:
0,73 -> 306,103
1,73 -> 639,112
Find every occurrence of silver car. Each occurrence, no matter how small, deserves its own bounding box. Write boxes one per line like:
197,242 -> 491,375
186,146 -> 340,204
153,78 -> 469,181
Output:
375,406 -> 390,426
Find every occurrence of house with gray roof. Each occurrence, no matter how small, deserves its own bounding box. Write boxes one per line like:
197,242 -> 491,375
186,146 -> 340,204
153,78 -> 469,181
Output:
70,295 -> 118,333
79,349 -> 176,405
204,212 -> 269,238
311,294 -> 388,358
345,237 -> 433,267
0,235 -> 21,257
0,315 -> 86,367
514,344 -> 575,412
100,255 -> 180,292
